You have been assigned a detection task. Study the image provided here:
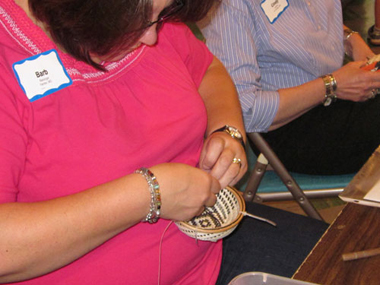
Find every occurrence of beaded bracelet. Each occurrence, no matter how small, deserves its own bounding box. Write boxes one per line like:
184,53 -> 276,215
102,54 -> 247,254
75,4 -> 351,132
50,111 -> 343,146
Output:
135,167 -> 161,223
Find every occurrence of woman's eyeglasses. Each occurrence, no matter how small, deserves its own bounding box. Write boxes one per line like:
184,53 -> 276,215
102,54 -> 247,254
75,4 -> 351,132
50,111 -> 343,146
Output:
146,0 -> 184,30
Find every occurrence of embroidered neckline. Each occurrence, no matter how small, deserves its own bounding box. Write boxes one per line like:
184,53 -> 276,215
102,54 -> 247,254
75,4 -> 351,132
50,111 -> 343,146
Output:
0,0 -> 145,83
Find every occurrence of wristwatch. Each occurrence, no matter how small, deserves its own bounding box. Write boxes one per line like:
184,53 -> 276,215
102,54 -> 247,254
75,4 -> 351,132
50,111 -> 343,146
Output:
211,125 -> 245,148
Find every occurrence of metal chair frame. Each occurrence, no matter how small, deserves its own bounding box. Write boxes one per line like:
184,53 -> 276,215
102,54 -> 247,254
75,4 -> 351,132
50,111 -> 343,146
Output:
243,133 -> 330,220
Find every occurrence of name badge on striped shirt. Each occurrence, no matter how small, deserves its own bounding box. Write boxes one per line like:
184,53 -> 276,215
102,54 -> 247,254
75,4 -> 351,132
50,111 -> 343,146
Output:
261,0 -> 289,24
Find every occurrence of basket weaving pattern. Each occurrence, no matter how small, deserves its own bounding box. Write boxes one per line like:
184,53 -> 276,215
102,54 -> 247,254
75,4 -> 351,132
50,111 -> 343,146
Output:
175,186 -> 245,242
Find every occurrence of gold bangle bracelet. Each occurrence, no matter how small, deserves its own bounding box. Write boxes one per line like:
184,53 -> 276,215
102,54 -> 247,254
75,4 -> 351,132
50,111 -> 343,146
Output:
321,74 -> 337,107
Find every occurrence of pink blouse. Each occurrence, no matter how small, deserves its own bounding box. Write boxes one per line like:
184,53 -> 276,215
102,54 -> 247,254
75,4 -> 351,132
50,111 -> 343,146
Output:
0,1 -> 221,284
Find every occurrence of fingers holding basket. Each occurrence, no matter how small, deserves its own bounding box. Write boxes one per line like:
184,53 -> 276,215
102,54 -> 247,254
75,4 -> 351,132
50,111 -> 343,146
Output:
151,163 -> 220,222
175,187 -> 245,242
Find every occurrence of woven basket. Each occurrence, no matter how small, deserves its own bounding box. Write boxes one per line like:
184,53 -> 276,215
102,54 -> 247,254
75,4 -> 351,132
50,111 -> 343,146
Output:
175,186 -> 245,242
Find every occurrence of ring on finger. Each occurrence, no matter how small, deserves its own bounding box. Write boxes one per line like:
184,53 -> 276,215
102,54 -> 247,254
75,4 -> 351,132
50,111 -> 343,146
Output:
232,157 -> 242,168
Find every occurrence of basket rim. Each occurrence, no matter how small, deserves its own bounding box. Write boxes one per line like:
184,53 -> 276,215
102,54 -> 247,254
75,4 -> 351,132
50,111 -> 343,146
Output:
176,186 -> 246,234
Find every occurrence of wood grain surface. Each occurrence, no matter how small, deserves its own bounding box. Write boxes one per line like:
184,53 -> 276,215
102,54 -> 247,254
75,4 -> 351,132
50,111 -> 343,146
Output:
293,203 -> 380,285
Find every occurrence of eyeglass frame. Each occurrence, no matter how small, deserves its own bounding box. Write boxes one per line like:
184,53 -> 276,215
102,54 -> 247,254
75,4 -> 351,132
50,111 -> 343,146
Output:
145,0 -> 184,29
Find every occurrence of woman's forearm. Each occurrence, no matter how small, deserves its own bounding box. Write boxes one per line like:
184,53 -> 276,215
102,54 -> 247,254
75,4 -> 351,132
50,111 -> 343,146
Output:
270,77 -> 325,130
0,174 -> 150,283
199,57 -> 246,140
343,25 -> 375,61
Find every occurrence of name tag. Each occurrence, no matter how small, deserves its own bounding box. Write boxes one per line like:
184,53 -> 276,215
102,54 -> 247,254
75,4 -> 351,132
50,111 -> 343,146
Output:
261,0 -> 289,24
13,49 -> 72,102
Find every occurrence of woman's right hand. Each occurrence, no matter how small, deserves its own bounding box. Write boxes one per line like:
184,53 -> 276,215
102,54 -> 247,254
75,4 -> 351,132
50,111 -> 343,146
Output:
150,163 -> 221,222
0,162 -> 220,282
333,60 -> 380,101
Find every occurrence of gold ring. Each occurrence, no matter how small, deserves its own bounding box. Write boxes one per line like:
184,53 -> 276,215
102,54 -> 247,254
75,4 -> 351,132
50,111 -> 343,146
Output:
232,157 -> 242,168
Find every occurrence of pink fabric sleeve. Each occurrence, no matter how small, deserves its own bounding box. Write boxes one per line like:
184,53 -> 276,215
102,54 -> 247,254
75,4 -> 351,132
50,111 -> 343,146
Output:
0,79 -> 28,203
163,23 -> 214,88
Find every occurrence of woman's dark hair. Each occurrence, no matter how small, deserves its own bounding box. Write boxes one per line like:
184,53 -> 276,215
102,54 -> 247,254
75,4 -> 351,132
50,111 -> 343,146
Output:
29,0 -> 218,70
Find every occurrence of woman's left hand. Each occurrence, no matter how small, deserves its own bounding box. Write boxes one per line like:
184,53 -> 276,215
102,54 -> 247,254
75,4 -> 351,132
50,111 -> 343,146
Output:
199,132 -> 247,189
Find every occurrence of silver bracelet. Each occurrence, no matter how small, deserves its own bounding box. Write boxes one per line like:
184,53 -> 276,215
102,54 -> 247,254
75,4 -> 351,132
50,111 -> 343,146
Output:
344,28 -> 359,41
135,167 -> 161,223
343,28 -> 359,57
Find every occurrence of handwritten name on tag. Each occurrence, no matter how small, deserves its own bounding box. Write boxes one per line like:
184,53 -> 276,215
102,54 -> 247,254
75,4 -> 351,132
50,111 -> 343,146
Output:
261,0 -> 289,23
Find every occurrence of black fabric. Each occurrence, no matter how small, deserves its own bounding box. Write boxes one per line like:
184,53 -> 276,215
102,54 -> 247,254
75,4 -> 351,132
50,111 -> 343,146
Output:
216,202 -> 328,285
252,96 -> 380,175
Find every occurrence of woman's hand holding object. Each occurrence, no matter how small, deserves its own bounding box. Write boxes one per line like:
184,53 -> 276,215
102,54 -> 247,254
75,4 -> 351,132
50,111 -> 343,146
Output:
150,163 -> 221,221
198,132 -> 247,189
333,60 -> 380,101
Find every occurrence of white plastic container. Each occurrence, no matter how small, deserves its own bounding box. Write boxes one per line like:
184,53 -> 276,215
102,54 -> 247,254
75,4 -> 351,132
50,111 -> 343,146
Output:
228,272 -> 319,285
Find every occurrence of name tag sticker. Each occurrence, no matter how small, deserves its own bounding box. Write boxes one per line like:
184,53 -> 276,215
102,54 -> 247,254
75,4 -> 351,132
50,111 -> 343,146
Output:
261,0 -> 289,24
13,49 -> 72,102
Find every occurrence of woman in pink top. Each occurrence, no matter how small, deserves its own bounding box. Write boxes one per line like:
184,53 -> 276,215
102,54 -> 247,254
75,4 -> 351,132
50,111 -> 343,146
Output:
0,0 -> 248,284
0,0 -> 329,284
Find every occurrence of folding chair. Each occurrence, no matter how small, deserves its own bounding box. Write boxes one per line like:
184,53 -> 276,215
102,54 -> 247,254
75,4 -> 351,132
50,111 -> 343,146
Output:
241,133 -> 355,221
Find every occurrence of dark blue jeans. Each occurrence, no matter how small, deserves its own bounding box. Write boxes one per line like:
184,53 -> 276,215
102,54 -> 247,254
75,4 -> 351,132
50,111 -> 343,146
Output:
216,202 -> 328,285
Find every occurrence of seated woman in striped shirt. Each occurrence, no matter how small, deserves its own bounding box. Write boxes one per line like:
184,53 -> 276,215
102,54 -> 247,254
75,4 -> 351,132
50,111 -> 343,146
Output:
201,0 -> 380,175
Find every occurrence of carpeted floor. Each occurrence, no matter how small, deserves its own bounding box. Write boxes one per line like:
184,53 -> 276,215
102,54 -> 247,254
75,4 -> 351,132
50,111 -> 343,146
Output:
263,198 -> 346,224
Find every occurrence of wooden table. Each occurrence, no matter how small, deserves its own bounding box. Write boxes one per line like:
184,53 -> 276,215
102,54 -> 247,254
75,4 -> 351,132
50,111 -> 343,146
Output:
293,203 -> 380,285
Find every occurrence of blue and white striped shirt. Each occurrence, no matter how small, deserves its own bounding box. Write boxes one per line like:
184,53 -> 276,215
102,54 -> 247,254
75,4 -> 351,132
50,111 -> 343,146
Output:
201,0 -> 344,132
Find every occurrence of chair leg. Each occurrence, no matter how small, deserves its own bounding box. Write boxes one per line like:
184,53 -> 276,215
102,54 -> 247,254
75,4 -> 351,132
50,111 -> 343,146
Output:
249,133 -> 323,221
243,153 -> 268,202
